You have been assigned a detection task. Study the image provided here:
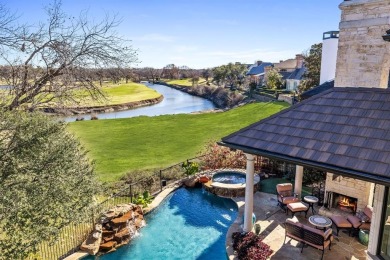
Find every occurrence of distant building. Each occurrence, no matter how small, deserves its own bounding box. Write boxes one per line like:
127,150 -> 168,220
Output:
246,60 -> 273,85
285,55 -> 305,91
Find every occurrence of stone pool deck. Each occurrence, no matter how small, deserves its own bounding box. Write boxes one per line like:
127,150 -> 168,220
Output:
226,192 -> 368,260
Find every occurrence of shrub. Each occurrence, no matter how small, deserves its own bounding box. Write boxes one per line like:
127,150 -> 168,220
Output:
181,161 -> 199,176
133,191 -> 153,207
201,142 -> 246,170
303,167 -> 326,185
232,232 -> 273,260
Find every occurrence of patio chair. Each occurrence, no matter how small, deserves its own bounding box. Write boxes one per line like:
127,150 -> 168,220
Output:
347,205 -> 373,235
276,183 -> 300,211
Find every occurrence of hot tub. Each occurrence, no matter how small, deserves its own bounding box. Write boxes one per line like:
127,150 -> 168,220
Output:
203,169 -> 260,198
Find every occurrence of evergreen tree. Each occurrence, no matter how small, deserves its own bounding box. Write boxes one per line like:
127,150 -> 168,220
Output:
0,111 -> 99,258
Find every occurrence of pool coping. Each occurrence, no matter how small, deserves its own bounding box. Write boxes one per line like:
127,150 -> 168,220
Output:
225,197 -> 246,260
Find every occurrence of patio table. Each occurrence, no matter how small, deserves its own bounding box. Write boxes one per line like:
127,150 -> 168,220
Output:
304,195 -> 319,215
308,215 -> 332,230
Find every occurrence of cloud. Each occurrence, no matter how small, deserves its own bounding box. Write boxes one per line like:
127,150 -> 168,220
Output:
133,33 -> 175,43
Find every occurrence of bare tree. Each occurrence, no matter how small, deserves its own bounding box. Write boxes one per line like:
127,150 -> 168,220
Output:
161,64 -> 179,79
0,0 -> 137,110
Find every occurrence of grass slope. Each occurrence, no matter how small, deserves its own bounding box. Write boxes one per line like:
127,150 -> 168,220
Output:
68,102 -> 289,183
76,82 -> 161,107
165,78 -> 209,87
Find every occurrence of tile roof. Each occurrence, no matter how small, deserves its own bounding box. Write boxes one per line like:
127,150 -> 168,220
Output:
287,67 -> 306,80
246,62 -> 274,76
279,71 -> 292,81
221,87 -> 390,184
301,80 -> 334,100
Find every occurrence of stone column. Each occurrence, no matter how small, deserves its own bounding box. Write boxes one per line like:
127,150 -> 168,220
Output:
243,153 -> 255,232
368,184 -> 385,255
335,0 -> 390,89
294,165 -> 303,199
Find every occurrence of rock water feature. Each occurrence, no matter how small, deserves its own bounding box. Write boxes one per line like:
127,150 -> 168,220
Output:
80,204 -> 145,255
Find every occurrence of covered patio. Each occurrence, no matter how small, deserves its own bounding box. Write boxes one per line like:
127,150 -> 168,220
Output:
220,87 -> 390,259
226,192 -> 367,260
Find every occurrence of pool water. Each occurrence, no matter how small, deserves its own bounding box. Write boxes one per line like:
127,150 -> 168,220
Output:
212,171 -> 246,185
87,188 -> 237,260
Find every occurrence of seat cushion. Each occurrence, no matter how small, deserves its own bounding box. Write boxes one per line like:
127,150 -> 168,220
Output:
283,197 -> 300,204
347,215 -> 361,228
288,202 -> 308,212
331,215 -> 352,228
360,222 -> 371,230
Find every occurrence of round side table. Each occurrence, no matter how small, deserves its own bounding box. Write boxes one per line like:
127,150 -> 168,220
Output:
304,195 -> 319,215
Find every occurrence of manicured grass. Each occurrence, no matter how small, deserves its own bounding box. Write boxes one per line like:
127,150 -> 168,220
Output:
68,102 -> 289,183
165,78 -> 209,87
75,82 -> 161,107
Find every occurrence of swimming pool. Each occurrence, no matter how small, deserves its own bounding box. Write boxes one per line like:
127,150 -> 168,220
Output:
87,187 -> 237,260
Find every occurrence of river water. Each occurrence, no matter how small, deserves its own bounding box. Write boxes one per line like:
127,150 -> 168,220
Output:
64,83 -> 215,122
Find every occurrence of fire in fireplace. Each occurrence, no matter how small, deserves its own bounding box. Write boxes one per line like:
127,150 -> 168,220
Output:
337,194 -> 357,213
325,191 -> 358,214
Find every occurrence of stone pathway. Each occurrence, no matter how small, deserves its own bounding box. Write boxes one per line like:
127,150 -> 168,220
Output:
226,192 -> 367,260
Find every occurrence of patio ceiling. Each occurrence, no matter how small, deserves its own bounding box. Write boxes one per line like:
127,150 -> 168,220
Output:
220,87 -> 390,185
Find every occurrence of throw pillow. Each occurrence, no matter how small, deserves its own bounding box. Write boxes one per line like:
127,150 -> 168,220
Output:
356,211 -> 370,223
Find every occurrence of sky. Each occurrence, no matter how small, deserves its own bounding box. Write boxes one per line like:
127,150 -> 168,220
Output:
4,0 -> 342,69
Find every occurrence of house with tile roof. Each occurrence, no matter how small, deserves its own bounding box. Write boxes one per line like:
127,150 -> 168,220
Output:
247,55 -> 306,92
220,0 -> 390,258
246,61 -> 274,86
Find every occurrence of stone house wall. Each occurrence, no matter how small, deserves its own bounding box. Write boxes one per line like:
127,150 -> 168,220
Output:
335,0 -> 390,89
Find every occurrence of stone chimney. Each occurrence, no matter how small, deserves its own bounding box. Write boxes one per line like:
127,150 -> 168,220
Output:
320,31 -> 339,84
295,54 -> 304,69
335,0 -> 390,88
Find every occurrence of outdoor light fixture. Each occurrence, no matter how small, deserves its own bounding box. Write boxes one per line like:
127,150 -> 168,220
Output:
383,29 -> 390,42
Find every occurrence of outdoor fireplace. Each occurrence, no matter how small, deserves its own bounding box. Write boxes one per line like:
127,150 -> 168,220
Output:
325,191 -> 358,214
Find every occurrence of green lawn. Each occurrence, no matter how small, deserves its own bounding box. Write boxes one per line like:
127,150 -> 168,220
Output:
165,78 -> 209,87
74,82 -> 161,107
68,102 -> 289,183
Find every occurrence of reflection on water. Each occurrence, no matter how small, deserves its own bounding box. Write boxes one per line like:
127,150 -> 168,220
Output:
63,83 -> 215,122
